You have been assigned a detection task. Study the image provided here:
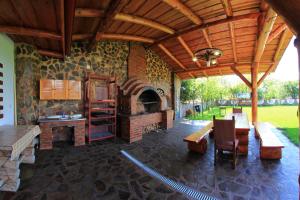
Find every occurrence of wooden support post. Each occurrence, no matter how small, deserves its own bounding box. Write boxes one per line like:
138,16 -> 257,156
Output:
251,62 -> 258,124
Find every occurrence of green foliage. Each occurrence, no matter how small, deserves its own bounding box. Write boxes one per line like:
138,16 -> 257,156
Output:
180,79 -> 201,103
282,81 -> 299,99
229,83 -> 249,99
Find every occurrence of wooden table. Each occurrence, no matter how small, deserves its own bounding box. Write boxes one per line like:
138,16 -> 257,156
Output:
225,113 -> 250,155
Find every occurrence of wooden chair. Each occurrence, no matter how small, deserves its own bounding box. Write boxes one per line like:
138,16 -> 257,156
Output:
232,107 -> 242,113
213,116 -> 239,169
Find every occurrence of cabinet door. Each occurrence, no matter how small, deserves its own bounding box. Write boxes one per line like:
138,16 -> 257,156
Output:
53,80 -> 67,99
67,80 -> 81,100
40,80 -> 54,100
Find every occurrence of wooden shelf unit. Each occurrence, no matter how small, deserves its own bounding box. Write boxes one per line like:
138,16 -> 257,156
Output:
84,74 -> 117,143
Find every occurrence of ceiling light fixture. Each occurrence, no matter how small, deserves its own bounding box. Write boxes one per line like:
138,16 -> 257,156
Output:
194,48 -> 223,67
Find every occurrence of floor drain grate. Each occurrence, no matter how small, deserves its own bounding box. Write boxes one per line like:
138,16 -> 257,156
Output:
121,150 -> 218,200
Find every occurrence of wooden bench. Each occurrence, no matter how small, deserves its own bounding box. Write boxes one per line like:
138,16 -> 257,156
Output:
184,122 -> 213,153
254,122 -> 284,159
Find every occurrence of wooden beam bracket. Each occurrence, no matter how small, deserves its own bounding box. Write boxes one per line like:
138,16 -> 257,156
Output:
231,66 -> 252,88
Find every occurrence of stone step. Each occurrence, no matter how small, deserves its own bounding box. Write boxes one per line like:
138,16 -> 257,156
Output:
0,178 -> 20,192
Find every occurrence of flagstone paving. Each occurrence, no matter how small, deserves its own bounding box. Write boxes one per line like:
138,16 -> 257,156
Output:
0,119 -> 298,200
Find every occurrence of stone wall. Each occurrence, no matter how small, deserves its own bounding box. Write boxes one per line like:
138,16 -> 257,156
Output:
16,41 -> 129,125
15,42 -> 173,126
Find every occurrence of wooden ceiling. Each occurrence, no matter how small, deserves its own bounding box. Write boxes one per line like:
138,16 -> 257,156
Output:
0,0 -> 294,79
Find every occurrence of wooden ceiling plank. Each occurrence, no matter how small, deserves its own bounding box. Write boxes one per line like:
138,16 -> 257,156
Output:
64,0 -> 76,55
0,25 -> 61,40
162,0 -> 202,25
176,64 -> 234,74
221,0 -> 233,17
267,24 -> 287,44
75,8 -> 104,17
150,12 -> 260,47
96,33 -> 154,43
253,8 -> 277,63
158,43 -> 187,70
38,49 -> 63,58
88,0 -> 129,50
230,66 -> 252,88
72,33 -> 93,41
114,13 -> 175,34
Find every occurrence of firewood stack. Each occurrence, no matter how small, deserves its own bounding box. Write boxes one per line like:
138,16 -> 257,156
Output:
0,125 -> 40,192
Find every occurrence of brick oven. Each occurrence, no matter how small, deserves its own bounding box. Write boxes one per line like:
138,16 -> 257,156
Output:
118,77 -> 174,143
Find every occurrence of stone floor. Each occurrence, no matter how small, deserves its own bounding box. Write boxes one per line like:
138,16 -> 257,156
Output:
0,119 -> 298,200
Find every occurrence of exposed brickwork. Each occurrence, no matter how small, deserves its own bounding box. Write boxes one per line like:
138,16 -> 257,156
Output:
39,120 -> 85,150
128,43 -> 147,80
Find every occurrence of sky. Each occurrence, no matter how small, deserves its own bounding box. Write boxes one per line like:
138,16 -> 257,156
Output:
269,36 -> 298,81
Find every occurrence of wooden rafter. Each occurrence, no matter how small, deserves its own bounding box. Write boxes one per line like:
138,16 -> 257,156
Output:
231,66 -> 252,88
258,29 -> 290,86
72,34 -> 93,41
87,0 -> 129,50
158,44 -> 187,70
267,24 -> 287,43
75,8 -> 104,17
176,64 -> 233,74
229,22 -> 237,62
202,29 -> 212,48
0,26 -> 61,40
221,0 -> 233,17
114,13 -> 175,34
64,0 -> 76,55
163,0 -> 202,25
96,33 -> 154,43
38,49 -> 63,59
253,8 -> 277,63
150,13 -> 260,47
177,36 -> 202,68
60,0 -> 65,57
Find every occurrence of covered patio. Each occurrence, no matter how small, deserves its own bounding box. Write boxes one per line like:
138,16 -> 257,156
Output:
0,0 -> 299,199
0,120 -> 298,199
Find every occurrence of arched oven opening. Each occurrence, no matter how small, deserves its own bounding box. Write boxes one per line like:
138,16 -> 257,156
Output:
137,90 -> 161,114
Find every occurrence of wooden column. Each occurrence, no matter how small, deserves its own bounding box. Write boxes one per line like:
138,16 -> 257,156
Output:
294,37 -> 300,153
251,62 -> 258,124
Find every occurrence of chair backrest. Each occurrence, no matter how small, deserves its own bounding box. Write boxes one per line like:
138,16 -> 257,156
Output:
213,116 -> 236,148
232,107 -> 242,113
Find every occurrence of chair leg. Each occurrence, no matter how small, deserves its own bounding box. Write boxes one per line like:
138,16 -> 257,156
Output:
232,149 -> 236,169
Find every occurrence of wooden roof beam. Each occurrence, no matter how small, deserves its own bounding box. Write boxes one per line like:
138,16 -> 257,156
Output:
38,49 -> 63,59
221,0 -> 233,17
177,36 -> 202,68
258,29 -> 291,86
253,8 -> 277,63
202,29 -> 212,48
87,0 -> 129,50
72,33 -> 93,41
64,0 -> 76,55
267,24 -> 287,43
0,25 -> 61,40
231,66 -> 252,88
229,22 -> 238,63
150,12 -> 260,47
96,33 -> 154,43
163,0 -> 202,25
114,13 -> 175,34
60,0 -> 65,57
158,44 -> 187,70
176,64 -> 235,74
75,8 -> 104,17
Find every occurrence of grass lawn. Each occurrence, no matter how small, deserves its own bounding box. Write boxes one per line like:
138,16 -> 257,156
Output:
187,105 -> 299,145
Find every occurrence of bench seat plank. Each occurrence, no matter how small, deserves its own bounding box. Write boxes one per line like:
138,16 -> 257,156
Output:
254,122 -> 284,159
184,121 -> 213,143
255,122 -> 284,148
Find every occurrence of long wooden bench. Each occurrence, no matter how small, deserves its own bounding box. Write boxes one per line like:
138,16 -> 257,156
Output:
254,122 -> 284,159
184,121 -> 213,153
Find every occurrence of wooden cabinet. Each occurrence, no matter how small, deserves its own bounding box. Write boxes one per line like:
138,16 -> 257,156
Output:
40,79 -> 81,100
67,80 -> 81,100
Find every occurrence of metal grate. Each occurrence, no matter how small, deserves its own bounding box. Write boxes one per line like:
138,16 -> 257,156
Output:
121,150 -> 218,200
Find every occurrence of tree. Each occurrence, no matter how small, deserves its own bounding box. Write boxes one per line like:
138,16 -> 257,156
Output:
180,79 -> 201,114
283,81 -> 299,99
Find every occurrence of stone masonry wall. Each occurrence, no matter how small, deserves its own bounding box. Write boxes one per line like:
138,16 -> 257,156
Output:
16,42 -> 173,126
